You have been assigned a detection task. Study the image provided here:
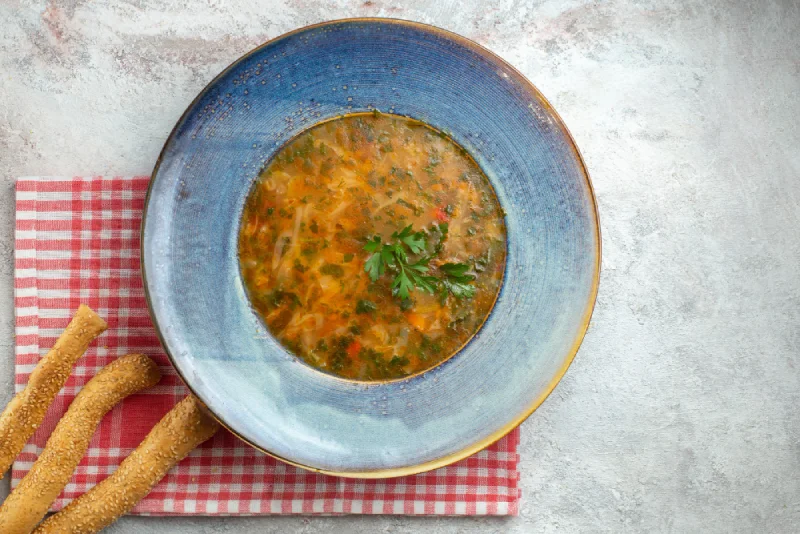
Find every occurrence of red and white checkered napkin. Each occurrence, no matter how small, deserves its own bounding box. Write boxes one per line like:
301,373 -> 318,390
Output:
13,176 -> 521,516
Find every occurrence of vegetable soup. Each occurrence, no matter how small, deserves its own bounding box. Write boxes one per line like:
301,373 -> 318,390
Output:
239,112 -> 506,381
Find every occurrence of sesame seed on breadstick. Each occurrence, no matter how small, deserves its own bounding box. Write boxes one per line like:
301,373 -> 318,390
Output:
0,305 -> 107,477
34,395 -> 220,534
0,354 -> 161,534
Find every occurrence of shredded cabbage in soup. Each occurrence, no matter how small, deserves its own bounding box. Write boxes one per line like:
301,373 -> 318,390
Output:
239,112 -> 506,381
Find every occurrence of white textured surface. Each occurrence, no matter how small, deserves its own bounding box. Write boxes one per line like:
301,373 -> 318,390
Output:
1,1 -> 799,532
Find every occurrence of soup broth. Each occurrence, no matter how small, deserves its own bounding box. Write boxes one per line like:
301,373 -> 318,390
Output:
239,113 -> 506,381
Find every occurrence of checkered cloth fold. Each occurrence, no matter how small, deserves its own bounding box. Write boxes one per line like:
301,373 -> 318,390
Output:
13,176 -> 520,516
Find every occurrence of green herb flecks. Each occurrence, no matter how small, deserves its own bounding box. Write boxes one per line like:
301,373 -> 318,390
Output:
355,299 -> 377,314
320,263 -> 345,278
439,262 -> 476,299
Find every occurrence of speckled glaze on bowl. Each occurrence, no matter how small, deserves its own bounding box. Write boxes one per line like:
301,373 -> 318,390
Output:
142,18 -> 600,477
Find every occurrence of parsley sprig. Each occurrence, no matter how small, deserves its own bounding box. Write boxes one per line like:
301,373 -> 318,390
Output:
364,224 -> 476,301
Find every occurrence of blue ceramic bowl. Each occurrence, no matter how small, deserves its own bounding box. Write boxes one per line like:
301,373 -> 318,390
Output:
142,18 -> 600,477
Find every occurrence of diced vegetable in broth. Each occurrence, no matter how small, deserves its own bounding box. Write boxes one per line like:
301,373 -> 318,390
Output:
239,112 -> 506,381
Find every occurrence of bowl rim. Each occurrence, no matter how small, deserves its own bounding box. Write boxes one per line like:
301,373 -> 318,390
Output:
141,17 -> 602,478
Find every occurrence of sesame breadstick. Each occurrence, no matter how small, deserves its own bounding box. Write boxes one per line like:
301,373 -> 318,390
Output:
0,354 -> 161,534
0,305 -> 107,477
34,395 -> 220,534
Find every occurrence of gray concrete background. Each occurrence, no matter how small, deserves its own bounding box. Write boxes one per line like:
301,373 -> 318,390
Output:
1,0 -> 798,532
